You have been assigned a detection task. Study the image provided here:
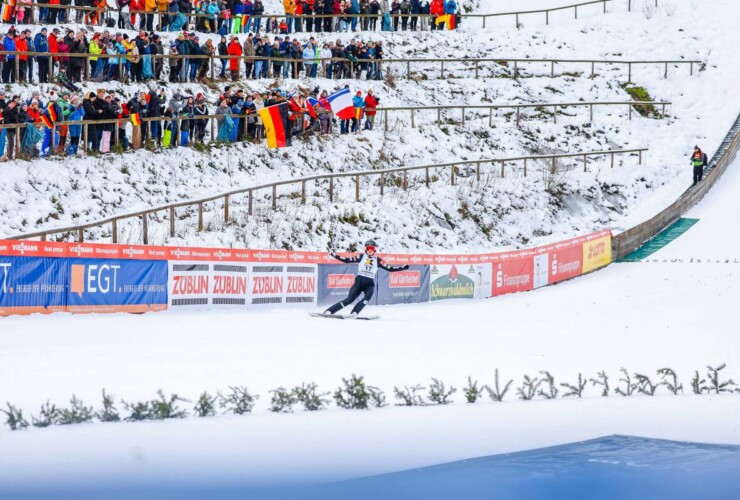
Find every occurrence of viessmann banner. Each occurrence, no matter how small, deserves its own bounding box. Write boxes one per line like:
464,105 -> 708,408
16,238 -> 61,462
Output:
0,230 -> 611,316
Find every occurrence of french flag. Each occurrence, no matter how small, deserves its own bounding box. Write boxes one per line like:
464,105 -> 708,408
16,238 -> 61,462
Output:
327,88 -> 355,120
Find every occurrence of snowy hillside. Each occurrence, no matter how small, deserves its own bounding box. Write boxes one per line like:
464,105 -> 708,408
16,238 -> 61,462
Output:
1,0 -> 738,253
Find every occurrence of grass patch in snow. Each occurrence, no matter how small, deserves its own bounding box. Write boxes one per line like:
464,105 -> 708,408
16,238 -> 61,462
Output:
621,84 -> 659,118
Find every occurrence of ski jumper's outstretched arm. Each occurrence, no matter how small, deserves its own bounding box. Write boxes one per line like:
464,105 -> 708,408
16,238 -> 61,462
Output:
379,259 -> 410,272
330,251 -> 362,264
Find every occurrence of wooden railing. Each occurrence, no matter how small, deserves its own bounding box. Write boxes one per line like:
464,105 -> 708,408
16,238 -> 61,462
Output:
6,148 -> 648,244
0,50 -> 700,85
10,0 -> 643,31
0,99 -> 669,157
612,113 -> 740,259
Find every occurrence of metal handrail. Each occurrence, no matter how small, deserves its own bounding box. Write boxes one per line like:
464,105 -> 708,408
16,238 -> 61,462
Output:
6,148 -> 648,243
0,50 -> 700,84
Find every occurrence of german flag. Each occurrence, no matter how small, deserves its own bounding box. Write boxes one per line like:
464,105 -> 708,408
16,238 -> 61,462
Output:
435,14 -> 456,30
131,112 -> 142,126
40,114 -> 54,129
258,103 -> 289,149
46,103 -> 59,123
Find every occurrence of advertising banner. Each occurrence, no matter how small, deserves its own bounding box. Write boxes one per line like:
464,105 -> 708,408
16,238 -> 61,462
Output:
582,232 -> 612,273
548,244 -> 583,284
0,256 -> 67,315
533,253 -> 549,289
471,263 -> 493,299
377,265 -> 430,305
317,263 -> 379,307
492,254 -> 534,296
66,258 -> 168,313
168,261 -> 250,310
429,264 -> 476,301
249,263 -> 317,306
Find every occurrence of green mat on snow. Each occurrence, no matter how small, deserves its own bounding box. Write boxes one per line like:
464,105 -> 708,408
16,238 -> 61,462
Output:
618,218 -> 699,262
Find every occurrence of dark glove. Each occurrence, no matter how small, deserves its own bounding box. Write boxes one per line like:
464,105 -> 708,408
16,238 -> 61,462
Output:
329,248 -> 337,257
401,264 -> 410,270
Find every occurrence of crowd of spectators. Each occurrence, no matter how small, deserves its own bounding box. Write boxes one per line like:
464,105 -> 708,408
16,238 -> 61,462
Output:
0,26 -> 386,84
0,84 -> 380,160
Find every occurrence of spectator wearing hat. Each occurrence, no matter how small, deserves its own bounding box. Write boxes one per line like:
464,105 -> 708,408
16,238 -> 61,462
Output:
242,33 -> 255,80
364,88 -> 378,130
351,89 -> 364,133
1,96 -> 20,161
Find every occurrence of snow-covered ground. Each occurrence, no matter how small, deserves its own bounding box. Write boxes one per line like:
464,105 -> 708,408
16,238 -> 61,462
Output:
2,160 -> 740,491
2,0 -> 738,251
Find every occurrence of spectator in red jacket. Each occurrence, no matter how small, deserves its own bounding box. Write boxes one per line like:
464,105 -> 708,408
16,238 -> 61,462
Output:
430,0 -> 443,30
227,36 -> 242,81
364,89 -> 378,130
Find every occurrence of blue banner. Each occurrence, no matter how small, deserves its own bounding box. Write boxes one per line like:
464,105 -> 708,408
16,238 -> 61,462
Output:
0,256 -> 67,314
317,263 -> 379,307
65,259 -> 168,313
377,265 -> 430,305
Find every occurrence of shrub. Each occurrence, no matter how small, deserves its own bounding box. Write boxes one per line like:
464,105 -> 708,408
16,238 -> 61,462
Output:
123,401 -> 153,422
485,369 -> 513,402
269,387 -> 297,413
218,386 -> 259,415
292,383 -> 330,411
463,377 -> 485,403
32,401 -> 61,428
334,374 -> 385,409
561,373 -> 587,398
149,390 -> 189,419
706,364 -> 736,394
634,374 -> 658,396
614,368 -> 637,396
1,403 -> 29,430
428,378 -> 457,405
393,385 -> 427,406
538,371 -> 559,399
589,371 -> 610,397
57,396 -> 94,425
193,392 -> 218,417
517,375 -> 541,401
96,389 -> 121,422
691,370 -> 708,394
658,368 -> 683,395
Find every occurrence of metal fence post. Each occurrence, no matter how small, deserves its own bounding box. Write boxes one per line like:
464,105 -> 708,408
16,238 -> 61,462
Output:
380,172 -> 384,195
224,194 -> 229,222
355,175 -> 360,200
248,190 -> 253,215
272,185 -> 277,208
329,177 -> 334,202
523,158 -> 527,177
78,228 -> 84,243
111,220 -> 117,244
169,206 -> 175,237
198,203 -> 204,231
410,109 -> 415,128
301,180 -> 306,204
142,214 -> 148,244
384,109 -> 388,132
450,165 -> 455,185
500,160 -> 505,177
583,154 -> 588,172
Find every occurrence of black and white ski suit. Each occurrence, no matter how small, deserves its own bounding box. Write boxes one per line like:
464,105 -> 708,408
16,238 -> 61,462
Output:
326,251 -> 409,315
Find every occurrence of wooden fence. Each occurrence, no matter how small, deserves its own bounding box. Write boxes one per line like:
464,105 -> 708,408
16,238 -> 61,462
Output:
612,113 -> 740,259
10,0 -> 645,31
0,99 -> 669,158
7,148 -> 648,244
0,50 -> 701,87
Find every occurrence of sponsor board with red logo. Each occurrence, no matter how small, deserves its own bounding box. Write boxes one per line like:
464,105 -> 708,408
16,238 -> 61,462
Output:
249,263 -> 317,307
376,266 -> 430,305
492,256 -> 534,297
168,261 -> 249,310
548,244 -> 583,284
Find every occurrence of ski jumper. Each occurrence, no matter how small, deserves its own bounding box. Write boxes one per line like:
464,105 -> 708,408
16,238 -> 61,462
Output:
326,252 -> 407,315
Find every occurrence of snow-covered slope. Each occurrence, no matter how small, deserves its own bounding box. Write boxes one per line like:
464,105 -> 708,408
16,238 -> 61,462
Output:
1,0 -> 738,251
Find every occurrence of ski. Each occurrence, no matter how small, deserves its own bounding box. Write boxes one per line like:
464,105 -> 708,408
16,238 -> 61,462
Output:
309,313 -> 380,321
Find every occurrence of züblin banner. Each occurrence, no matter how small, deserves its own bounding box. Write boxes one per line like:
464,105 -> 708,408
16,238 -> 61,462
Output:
0,230 -> 611,316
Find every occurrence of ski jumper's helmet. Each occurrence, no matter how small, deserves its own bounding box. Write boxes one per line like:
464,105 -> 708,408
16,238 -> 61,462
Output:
365,240 -> 378,253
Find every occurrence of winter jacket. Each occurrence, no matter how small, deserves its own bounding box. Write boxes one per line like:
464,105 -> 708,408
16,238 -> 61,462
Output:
352,95 -> 364,109
444,0 -> 455,13
364,94 -> 378,116
34,33 -> 49,53
284,0 -> 295,14
3,36 -> 15,59
429,0 -> 442,15
227,40 -> 242,71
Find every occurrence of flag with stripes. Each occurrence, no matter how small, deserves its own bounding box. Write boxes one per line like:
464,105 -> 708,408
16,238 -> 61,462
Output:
258,103 -> 289,149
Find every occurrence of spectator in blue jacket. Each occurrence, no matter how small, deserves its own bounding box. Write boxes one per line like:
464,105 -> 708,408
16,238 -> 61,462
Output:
444,0 -> 456,14
351,89 -> 365,133
410,0 -> 420,30
2,32 -> 16,83
35,28 -> 50,83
